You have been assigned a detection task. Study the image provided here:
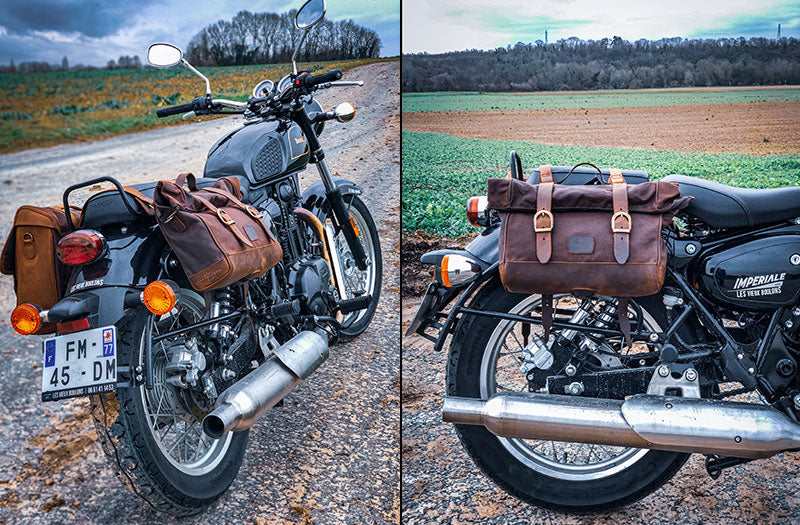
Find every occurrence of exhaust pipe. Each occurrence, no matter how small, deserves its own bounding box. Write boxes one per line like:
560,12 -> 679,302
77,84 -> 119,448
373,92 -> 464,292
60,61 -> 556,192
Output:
203,330 -> 329,439
443,393 -> 800,459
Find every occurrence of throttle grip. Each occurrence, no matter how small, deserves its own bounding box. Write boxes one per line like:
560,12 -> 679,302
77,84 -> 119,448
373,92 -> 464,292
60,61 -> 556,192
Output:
156,102 -> 194,118
302,69 -> 343,88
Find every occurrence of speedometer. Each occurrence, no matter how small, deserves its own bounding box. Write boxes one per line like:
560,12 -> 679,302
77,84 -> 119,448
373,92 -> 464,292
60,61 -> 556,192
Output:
277,74 -> 293,94
252,79 -> 274,97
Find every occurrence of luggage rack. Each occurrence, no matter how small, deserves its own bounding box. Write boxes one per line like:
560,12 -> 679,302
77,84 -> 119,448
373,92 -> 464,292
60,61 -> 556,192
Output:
62,176 -> 144,231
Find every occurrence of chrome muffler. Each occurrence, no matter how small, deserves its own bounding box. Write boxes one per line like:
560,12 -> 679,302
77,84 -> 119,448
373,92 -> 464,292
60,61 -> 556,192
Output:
202,330 -> 329,438
443,392 -> 800,459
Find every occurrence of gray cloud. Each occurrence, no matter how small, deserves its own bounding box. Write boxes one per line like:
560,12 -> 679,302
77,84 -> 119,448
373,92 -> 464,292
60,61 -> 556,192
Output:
1,0 -> 158,38
0,0 -> 398,66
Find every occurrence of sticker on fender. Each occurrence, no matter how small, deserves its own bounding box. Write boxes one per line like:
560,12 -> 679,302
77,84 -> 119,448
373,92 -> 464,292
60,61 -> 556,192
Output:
41,326 -> 117,402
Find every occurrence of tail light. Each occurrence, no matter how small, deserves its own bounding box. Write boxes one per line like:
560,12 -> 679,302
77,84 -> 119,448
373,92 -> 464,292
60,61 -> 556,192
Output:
437,254 -> 481,288
57,318 -> 90,335
466,196 -> 489,228
57,229 -> 105,265
142,281 -> 177,315
11,303 -> 42,335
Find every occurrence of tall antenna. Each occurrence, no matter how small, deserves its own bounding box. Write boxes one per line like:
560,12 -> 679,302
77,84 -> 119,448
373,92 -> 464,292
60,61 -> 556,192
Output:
777,23 -> 781,39
545,30 -> 548,45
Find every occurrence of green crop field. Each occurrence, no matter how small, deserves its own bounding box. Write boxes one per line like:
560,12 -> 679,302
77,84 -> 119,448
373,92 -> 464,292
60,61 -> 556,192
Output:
402,130 -> 800,237
0,58 -> 390,154
402,87 -> 800,112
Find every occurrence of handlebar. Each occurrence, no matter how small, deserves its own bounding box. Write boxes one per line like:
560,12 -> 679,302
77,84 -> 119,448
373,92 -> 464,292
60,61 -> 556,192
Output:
156,96 -> 208,118
299,69 -> 342,88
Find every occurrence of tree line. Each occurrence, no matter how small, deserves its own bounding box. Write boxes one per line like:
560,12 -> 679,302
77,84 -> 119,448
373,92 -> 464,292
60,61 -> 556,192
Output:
402,36 -> 800,92
0,7 -> 380,74
185,9 -> 381,67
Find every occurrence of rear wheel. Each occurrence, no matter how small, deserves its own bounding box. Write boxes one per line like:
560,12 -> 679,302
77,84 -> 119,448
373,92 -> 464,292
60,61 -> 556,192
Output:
446,279 -> 690,513
91,291 -> 248,516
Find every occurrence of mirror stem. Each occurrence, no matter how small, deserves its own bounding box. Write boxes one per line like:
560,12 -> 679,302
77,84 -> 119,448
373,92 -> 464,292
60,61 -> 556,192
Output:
181,58 -> 211,96
291,30 -> 309,75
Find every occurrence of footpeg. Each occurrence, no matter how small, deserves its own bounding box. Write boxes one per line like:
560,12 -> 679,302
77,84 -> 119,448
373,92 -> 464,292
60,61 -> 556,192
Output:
338,295 -> 372,314
270,299 -> 301,319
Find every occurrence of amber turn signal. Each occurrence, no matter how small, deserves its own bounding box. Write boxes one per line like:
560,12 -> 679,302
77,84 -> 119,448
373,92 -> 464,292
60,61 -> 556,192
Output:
11,303 -> 42,335
349,216 -> 360,237
142,281 -> 177,315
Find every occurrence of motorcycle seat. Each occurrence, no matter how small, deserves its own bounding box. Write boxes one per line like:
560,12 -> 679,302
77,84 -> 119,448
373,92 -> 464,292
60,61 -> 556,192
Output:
80,176 -> 250,228
663,174 -> 800,228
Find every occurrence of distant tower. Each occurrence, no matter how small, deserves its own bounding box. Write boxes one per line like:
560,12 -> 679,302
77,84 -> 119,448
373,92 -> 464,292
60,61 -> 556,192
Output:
545,30 -> 548,45
778,23 -> 781,39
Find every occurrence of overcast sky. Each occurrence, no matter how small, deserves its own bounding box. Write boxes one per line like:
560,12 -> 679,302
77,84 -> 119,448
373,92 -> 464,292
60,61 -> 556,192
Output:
403,0 -> 800,54
0,0 -> 399,66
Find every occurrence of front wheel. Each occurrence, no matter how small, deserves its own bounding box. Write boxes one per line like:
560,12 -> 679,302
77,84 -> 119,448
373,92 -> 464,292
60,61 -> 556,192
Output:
327,194 -> 382,339
91,291 -> 248,516
446,278 -> 690,513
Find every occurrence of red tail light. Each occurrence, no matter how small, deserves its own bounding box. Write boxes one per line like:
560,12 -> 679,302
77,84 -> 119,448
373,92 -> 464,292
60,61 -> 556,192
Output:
57,318 -> 90,334
466,196 -> 489,227
57,230 -> 105,265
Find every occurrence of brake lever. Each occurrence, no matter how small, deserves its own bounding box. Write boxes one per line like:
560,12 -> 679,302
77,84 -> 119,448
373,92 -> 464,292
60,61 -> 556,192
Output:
329,81 -> 364,87
182,111 -> 196,120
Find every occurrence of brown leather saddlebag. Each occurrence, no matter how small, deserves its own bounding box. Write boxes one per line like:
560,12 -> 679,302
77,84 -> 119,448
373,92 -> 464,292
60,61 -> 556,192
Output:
1,205 -> 81,334
154,173 -> 282,292
487,164 -> 690,344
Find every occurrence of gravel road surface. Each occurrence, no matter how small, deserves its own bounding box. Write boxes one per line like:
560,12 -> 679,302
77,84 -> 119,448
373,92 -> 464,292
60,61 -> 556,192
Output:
0,60 -> 400,524
401,293 -> 800,524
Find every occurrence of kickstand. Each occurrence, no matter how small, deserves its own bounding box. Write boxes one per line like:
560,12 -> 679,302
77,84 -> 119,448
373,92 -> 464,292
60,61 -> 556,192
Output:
704,454 -> 754,479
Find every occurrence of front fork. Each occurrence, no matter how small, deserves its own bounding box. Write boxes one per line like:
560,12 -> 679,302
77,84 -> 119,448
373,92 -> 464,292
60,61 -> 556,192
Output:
295,104 -> 368,271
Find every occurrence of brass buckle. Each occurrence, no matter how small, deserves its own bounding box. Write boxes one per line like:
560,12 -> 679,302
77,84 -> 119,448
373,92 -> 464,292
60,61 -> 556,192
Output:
246,205 -> 263,219
612,211 -> 632,233
533,209 -> 554,232
217,208 -> 235,226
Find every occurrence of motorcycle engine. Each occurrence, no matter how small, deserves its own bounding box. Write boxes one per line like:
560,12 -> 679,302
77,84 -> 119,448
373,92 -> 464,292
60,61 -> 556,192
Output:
288,256 -> 332,315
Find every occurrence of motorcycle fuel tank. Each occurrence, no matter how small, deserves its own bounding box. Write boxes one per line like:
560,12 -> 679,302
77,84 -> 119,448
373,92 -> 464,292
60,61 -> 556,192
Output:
690,225 -> 800,310
204,99 -> 323,186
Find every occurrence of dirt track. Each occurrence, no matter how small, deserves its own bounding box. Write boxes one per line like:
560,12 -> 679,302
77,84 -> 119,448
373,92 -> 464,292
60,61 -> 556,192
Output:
402,101 -> 800,155
0,61 -> 400,524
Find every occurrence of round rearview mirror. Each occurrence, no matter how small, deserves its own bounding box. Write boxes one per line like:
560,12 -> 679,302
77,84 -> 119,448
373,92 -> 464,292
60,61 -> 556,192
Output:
147,43 -> 183,68
295,0 -> 326,29
333,102 -> 356,122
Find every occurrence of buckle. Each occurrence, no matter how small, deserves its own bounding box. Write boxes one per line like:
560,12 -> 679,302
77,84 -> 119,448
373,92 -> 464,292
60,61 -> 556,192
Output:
612,211 -> 631,233
246,205 -> 263,219
217,208 -> 235,226
533,209 -> 554,232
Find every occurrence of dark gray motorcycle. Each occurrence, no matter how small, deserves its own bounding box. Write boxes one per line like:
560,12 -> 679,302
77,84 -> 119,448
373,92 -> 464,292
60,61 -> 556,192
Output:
409,154 -> 800,513
9,0 -> 381,515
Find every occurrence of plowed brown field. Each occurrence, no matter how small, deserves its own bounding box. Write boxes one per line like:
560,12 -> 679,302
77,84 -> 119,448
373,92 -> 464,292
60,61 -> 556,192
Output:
402,101 -> 800,155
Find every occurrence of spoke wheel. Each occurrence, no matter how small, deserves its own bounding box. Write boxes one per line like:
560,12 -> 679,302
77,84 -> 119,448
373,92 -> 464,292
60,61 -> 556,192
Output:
141,291 -> 233,475
479,294 -> 660,481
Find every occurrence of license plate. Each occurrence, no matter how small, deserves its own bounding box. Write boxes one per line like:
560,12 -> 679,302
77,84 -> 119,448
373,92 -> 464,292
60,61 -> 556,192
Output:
41,326 -> 117,402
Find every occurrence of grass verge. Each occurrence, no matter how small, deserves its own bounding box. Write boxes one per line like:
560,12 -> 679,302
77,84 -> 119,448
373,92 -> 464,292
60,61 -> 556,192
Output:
401,130 -> 800,237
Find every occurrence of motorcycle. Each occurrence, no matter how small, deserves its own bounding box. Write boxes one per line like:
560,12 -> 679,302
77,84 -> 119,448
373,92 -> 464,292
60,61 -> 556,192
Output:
7,0 -> 382,516
408,153 -> 800,513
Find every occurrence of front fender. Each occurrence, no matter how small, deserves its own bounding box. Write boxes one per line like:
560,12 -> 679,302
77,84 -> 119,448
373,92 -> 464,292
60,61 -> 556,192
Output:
301,179 -> 363,219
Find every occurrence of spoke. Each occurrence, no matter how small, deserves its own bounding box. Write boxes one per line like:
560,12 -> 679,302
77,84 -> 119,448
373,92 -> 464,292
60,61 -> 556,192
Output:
168,420 -> 196,455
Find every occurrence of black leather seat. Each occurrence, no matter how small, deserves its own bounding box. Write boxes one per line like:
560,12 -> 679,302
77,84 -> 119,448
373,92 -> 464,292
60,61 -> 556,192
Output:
663,174 -> 800,228
80,176 -> 250,228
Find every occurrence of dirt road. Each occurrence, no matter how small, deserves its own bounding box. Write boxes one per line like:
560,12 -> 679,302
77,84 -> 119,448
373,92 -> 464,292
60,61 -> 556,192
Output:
0,61 -> 400,524
402,101 -> 800,155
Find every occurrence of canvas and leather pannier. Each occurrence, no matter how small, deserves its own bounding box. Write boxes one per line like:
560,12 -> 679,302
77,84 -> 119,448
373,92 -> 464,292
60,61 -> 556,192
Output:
0,205 -> 81,334
487,163 -> 690,344
153,173 -> 283,292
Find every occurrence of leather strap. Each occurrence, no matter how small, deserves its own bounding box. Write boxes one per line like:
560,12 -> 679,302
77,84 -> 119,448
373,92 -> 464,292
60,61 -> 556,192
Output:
122,186 -> 156,217
175,172 -> 198,190
191,194 -> 255,248
609,168 -> 630,264
197,186 -> 263,221
617,297 -> 632,349
535,165 -> 554,264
